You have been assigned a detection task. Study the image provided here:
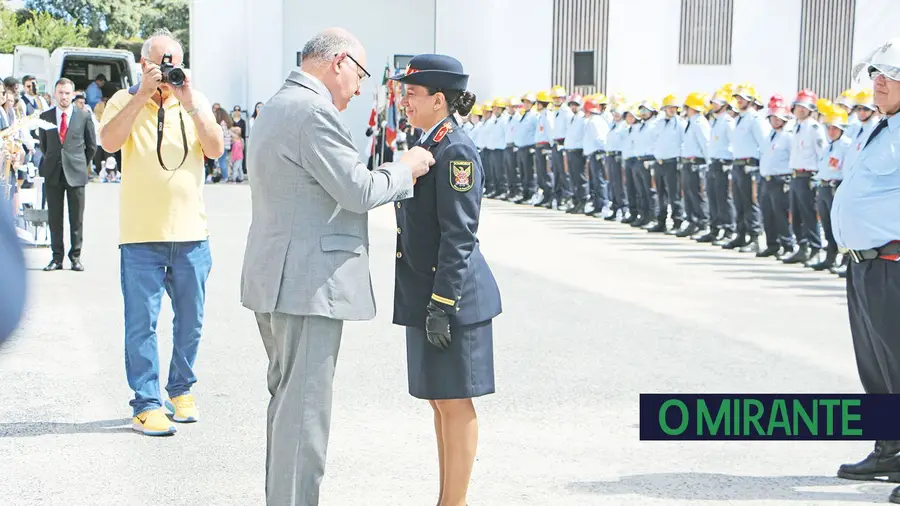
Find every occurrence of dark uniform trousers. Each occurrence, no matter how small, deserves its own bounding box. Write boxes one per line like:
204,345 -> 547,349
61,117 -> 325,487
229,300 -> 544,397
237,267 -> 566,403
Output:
606,153 -> 628,214
848,257 -> 900,394
624,157 -> 639,216
634,157 -> 658,219
708,160 -> 736,232
516,145 -> 537,198
489,149 -> 505,194
46,172 -> 85,263
680,160 -> 709,228
654,159 -> 684,224
789,171 -> 823,248
816,181 -> 841,255
759,175 -> 795,250
588,151 -> 608,211
534,144 -> 554,198
502,145 -> 516,195
552,141 -> 572,201
566,149 -> 588,203
732,159 -> 762,237
478,148 -> 492,193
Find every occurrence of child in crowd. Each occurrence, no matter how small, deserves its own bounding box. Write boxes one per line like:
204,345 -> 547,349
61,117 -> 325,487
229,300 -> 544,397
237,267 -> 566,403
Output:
229,126 -> 244,183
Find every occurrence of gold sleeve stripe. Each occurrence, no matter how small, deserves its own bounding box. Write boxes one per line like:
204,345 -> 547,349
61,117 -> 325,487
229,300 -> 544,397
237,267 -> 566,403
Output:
431,293 -> 455,306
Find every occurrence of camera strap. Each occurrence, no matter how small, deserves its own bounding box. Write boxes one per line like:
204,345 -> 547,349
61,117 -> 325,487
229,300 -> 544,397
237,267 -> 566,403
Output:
156,89 -> 189,171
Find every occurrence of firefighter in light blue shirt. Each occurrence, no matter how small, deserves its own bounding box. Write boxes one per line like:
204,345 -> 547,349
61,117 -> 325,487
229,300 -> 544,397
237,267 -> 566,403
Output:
466,104 -> 483,144
630,100 -> 661,229
810,105 -> 852,273
843,88 -> 882,174
489,98 -> 511,198
514,92 -> 540,204
758,98 -> 796,259
533,90 -> 556,207
728,84 -> 770,252
832,45 -> 900,501
697,91 -> 737,244
549,86 -> 574,210
478,102 -> 497,194
582,96 -> 609,216
621,105 -> 643,224
783,89 -> 827,265
603,103 -> 629,221
678,92 -> 712,239
650,94 -> 686,233
563,94 -> 588,214
500,97 -> 521,200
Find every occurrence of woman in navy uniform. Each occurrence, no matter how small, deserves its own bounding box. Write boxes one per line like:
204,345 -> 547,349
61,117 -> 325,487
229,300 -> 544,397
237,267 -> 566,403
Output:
390,54 -> 502,506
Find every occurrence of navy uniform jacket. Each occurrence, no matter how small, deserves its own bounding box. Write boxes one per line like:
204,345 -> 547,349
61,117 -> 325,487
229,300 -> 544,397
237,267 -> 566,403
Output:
393,116 -> 502,328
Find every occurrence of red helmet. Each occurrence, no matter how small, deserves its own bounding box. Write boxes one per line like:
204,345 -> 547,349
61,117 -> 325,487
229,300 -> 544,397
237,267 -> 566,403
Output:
792,89 -> 817,110
568,94 -> 583,106
583,99 -> 600,113
768,94 -> 785,109
768,106 -> 791,121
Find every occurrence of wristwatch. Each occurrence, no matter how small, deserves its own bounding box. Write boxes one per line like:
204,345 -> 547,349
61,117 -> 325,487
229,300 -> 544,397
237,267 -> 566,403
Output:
186,107 -> 200,117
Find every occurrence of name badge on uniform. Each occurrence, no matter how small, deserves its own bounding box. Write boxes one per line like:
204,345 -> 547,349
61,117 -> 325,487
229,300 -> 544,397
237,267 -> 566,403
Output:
450,160 -> 474,192
828,156 -> 840,169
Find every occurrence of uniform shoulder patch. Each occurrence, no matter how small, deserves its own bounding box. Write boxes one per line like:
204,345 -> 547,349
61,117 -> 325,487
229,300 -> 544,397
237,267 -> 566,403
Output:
812,123 -> 820,129
433,122 -> 452,143
450,160 -> 474,192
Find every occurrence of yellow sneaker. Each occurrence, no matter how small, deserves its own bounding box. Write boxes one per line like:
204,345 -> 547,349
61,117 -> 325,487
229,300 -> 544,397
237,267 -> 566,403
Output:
132,409 -> 176,436
165,394 -> 199,423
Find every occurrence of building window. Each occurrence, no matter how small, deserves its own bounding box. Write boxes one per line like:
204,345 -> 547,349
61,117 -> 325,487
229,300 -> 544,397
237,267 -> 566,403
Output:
678,0 -> 734,65
797,0 -> 856,101
573,51 -> 595,87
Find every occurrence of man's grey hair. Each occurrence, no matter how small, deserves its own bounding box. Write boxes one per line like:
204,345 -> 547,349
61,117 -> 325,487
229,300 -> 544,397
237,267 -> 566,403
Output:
141,28 -> 183,59
300,28 -> 361,66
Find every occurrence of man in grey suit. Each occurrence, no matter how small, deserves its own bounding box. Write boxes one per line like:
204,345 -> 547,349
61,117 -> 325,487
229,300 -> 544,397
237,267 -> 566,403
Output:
39,77 -> 96,272
241,27 -> 434,505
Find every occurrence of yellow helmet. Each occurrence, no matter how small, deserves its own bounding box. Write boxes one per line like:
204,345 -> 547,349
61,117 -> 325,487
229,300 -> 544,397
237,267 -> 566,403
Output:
638,99 -> 659,113
551,85 -> 568,98
492,97 -> 509,108
661,94 -> 679,108
733,84 -> 756,102
482,101 -> 493,111
726,96 -> 740,110
826,107 -> 849,128
536,90 -> 552,103
816,98 -> 834,116
710,90 -> 729,105
470,104 -> 483,116
594,93 -> 609,105
608,92 -> 627,106
719,82 -> 735,96
507,96 -> 522,107
854,88 -> 876,110
521,91 -> 537,103
835,88 -> 857,108
683,92 -> 708,112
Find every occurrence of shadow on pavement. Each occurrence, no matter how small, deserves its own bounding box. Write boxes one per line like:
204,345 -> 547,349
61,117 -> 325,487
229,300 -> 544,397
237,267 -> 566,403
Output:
566,473 -> 893,502
0,418 -> 133,437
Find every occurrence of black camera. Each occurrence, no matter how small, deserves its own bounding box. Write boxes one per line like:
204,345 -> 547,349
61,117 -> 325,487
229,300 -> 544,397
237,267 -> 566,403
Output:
159,53 -> 186,87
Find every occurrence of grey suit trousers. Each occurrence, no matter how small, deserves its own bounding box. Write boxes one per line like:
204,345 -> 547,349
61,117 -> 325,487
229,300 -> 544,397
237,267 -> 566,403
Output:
256,312 -> 343,506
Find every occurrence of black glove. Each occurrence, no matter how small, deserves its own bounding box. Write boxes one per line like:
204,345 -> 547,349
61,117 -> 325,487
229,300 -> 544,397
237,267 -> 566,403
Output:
425,301 -> 452,350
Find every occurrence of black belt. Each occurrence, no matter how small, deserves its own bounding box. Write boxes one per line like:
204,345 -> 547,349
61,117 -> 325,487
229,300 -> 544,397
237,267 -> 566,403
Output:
638,155 -> 654,162
844,241 -> 900,263
792,169 -> 815,178
657,157 -> 678,164
567,148 -> 584,153
607,151 -> 621,156
680,157 -> 706,165
733,157 -> 759,167
712,158 -> 732,164
763,174 -> 790,181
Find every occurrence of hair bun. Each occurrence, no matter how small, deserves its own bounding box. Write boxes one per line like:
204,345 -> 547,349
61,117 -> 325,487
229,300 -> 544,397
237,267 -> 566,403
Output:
454,91 -> 477,116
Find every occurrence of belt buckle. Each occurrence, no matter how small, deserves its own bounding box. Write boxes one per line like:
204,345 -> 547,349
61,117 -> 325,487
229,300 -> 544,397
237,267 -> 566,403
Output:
849,250 -> 861,263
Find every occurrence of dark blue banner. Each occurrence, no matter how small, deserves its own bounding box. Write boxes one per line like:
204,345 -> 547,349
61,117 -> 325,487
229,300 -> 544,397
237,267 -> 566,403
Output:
639,394 -> 900,440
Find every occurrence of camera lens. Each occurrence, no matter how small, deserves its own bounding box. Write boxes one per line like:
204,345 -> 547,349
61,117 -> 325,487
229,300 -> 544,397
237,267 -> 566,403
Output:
168,68 -> 186,87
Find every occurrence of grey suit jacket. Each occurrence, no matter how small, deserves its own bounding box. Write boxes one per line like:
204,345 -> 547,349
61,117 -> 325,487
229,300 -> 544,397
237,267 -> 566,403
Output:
38,106 -> 96,187
241,71 -> 414,321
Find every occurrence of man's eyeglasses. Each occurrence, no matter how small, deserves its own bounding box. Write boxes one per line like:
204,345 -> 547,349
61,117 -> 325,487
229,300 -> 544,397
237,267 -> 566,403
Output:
342,53 -> 370,82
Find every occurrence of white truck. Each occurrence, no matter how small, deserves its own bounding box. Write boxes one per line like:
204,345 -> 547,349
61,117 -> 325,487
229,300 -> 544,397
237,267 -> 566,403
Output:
9,45 -> 140,96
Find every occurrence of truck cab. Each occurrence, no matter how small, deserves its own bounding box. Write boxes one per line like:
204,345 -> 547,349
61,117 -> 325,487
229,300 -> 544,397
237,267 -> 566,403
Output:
13,46 -> 139,100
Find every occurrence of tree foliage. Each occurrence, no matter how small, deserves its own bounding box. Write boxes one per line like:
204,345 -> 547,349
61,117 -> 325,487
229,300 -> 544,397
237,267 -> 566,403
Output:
0,6 -> 90,53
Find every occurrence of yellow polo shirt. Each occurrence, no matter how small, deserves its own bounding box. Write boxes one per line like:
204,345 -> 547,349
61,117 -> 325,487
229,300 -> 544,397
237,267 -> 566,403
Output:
100,89 -> 210,245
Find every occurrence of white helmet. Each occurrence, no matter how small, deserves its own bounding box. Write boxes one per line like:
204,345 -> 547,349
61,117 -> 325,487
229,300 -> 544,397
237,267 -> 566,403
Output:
853,38 -> 900,81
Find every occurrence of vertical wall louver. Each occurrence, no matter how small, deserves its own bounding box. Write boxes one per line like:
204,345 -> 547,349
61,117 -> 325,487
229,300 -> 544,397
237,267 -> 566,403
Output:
678,0 -> 734,65
797,0 -> 855,100
551,0 -> 609,94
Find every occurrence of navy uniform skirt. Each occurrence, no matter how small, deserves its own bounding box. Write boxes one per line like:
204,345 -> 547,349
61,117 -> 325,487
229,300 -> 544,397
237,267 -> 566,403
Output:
406,319 -> 495,400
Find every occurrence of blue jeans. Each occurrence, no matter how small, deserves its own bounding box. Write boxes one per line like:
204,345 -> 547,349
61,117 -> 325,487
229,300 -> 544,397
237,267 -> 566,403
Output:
120,240 -> 212,416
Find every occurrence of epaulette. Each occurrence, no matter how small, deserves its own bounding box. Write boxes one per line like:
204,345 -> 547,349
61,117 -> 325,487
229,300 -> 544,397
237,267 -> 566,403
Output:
433,122 -> 452,143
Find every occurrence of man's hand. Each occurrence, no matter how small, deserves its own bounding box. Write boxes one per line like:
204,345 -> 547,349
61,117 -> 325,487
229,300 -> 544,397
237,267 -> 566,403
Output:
400,146 -> 435,179
425,301 -> 451,350
137,63 -> 163,99
171,72 -> 196,111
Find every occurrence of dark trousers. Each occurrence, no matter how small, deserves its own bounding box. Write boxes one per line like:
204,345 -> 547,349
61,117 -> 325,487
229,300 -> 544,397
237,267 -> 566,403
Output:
732,166 -> 762,236
534,145 -> 554,196
606,154 -> 628,212
552,145 -> 572,200
633,159 -> 657,218
760,175 -> 795,249
681,163 -> 709,228
516,146 -> 536,197
707,161 -> 735,231
817,182 -> 840,255
498,147 -> 514,194
848,258 -> 900,393
566,150 -> 588,201
654,160 -> 684,223
489,149 -> 504,194
588,152 -> 608,210
790,175 -> 822,248
46,179 -> 85,263
624,158 -> 639,215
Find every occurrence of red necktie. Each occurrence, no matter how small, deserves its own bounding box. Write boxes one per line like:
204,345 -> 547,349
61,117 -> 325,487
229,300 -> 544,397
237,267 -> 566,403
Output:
59,111 -> 68,143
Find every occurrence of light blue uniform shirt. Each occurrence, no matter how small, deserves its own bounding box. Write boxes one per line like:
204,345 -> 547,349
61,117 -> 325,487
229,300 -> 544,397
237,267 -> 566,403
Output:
515,109 -> 538,147
759,128 -> 794,177
635,117 -> 661,157
470,122 -> 485,148
815,135 -> 852,181
564,111 -> 586,150
832,115 -> 900,249
582,114 -> 609,155
505,111 -> 519,145
606,121 -> 624,153
477,117 -> 495,149
843,119 -> 881,173
788,117 -> 828,170
653,115 -> 686,160
623,122 -> 642,159
710,113 -> 735,160
551,106 -> 573,141
534,108 -> 554,144
681,114 -> 711,162
490,113 -> 510,150
731,109 -> 770,161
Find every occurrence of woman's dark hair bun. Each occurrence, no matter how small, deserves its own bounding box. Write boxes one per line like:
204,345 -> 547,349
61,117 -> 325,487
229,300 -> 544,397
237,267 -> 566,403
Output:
452,91 -> 477,116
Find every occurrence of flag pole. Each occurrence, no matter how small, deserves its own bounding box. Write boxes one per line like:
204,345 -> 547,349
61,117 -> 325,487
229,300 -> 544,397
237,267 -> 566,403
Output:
380,59 -> 389,165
